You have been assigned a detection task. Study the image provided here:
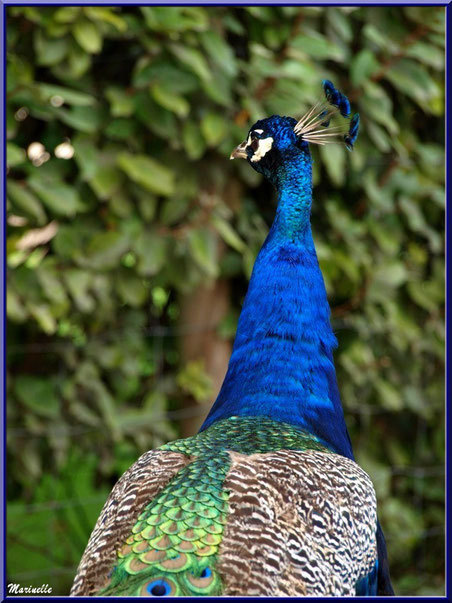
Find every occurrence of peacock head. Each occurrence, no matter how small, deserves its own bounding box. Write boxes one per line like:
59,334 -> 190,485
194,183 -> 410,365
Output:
230,80 -> 359,181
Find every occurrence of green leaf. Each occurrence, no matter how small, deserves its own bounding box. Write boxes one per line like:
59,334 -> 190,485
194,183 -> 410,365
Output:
116,271 -> 147,307
246,6 -> 275,21
150,83 -> 189,117
52,223 -> 88,261
212,214 -> 246,253
356,452 -> 392,499
14,376 -> 60,418
84,7 -> 128,32
368,221 -> 401,255
84,231 -> 129,270
110,190 -> 134,218
64,269 -> 95,311
105,87 -> 134,117
28,172 -> 85,217
368,262 -> 408,301
67,42 -> 92,79
37,83 -> 96,106
405,41 -> 444,70
187,228 -> 218,277
34,31 -> 68,66
290,32 -> 345,61
380,497 -> 426,560
105,118 -> 137,140
398,196 -> 442,253
73,142 -> 122,200
182,120 -> 206,160
7,142 -> 26,167
7,53 -> 34,92
366,121 -> 392,153
177,360 -> 213,402
350,49 -> 379,87
280,59 -> 318,83
201,72 -> 233,108
200,112 -> 227,147
160,198 -> 189,226
54,7 -> 82,23
46,21 -> 70,38
223,13 -> 245,35
375,379 -> 404,411
133,92 -> 178,140
27,302 -> 57,334
385,59 -> 441,110
169,43 -> 211,82
117,152 -> 175,196
36,261 -> 69,307
136,190 -> 157,222
264,22 -> 291,50
362,23 -> 400,53
379,262 -> 409,287
199,31 -> 237,78
407,280 -> 443,312
91,165 -> 122,200
141,6 -> 208,33
6,287 -> 28,322
320,144 -> 346,187
75,362 -> 121,441
132,59 -> 198,94
73,19 -> 103,54
363,83 -> 399,135
404,6 -> 444,33
54,105 -> 104,133
326,8 -> 353,42
132,232 -> 168,276
72,134 -> 97,180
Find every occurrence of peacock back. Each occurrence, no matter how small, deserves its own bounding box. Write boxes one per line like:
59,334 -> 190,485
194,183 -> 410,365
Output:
71,416 -> 377,597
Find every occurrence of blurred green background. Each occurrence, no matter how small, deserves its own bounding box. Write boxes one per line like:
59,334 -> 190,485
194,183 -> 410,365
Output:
6,5 -> 445,596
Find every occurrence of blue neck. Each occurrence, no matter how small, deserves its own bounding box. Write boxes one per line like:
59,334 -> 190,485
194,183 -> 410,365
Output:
200,147 -> 353,460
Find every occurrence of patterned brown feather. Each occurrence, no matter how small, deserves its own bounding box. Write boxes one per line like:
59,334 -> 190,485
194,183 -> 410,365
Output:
70,450 -> 191,596
218,449 -> 377,596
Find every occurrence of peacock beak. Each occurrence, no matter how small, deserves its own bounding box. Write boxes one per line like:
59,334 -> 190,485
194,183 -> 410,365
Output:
230,141 -> 248,160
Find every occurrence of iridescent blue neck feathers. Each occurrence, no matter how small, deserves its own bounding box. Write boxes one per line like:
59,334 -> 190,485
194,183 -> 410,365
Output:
201,139 -> 353,459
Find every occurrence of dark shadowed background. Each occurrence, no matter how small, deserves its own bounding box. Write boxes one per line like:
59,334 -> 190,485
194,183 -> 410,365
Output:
6,5 -> 445,596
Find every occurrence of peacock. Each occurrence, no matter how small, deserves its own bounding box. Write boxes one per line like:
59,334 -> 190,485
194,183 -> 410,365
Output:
71,81 -> 394,597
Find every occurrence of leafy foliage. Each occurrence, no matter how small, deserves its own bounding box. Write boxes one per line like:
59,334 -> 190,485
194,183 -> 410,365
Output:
6,6 -> 444,595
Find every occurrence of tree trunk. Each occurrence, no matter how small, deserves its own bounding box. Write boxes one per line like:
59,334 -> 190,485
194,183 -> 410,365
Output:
179,278 -> 231,437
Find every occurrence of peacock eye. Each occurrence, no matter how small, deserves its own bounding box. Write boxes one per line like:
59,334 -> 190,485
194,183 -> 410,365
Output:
250,138 -> 259,152
145,579 -> 172,596
187,566 -> 215,589
200,567 -> 212,579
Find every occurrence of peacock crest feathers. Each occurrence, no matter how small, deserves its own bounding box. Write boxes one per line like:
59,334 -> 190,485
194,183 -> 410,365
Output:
294,80 -> 360,150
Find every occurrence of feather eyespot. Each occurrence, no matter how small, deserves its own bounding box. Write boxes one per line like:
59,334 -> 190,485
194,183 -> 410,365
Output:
186,566 -> 215,590
149,583 -> 168,596
142,578 -> 175,597
200,567 -> 212,578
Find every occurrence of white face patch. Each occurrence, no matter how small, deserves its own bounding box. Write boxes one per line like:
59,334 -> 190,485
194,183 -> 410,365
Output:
250,136 -> 274,163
